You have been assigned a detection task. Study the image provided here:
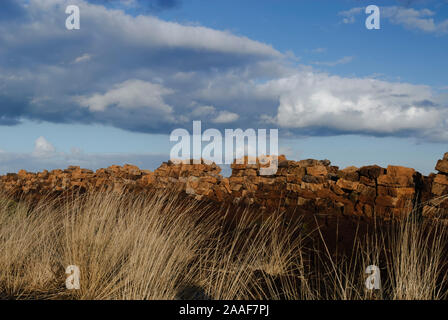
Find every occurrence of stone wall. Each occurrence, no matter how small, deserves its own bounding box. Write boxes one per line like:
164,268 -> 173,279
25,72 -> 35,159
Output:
0,164 -> 154,198
423,152 -> 448,219
1,153 -> 448,220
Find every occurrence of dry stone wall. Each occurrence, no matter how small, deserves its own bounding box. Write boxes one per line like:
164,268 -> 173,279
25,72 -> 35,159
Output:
423,152 -> 448,219
1,164 -> 153,198
1,154 -> 448,220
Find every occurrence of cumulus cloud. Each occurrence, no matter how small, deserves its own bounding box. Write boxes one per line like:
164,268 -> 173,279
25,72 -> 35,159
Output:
189,105 -> 240,124
263,72 -> 447,140
78,79 -> 174,113
212,111 -> 239,123
33,136 -> 56,158
0,0 -> 446,142
191,105 -> 216,117
0,0 -> 283,134
73,53 -> 92,64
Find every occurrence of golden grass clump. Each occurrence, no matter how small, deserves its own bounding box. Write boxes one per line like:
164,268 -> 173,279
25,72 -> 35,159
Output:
0,190 -> 447,300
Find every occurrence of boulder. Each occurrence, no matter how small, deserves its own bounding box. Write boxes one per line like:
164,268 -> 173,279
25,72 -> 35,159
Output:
359,165 -> 385,179
436,159 -> 448,174
306,165 -> 328,177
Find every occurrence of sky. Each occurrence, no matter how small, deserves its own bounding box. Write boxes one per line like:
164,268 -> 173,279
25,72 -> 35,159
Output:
0,0 -> 447,175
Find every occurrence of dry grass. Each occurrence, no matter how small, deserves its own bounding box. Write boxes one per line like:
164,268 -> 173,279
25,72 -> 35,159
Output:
0,190 -> 447,300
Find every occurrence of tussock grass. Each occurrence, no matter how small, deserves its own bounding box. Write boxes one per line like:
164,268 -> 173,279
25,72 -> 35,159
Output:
0,190 -> 447,300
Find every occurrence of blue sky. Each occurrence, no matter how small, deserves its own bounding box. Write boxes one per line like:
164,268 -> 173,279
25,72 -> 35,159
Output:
0,0 -> 447,175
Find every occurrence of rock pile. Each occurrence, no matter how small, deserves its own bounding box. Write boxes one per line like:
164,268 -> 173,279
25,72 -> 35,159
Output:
1,153 -> 448,220
0,164 -> 154,199
226,158 -> 428,219
423,153 -> 448,218
151,159 -> 230,202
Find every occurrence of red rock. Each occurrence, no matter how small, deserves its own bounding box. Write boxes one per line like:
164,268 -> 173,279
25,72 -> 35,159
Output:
337,166 -> 359,182
140,174 -> 154,185
18,169 -> 28,178
436,160 -> 448,174
336,179 -> 359,191
330,182 -> 345,196
376,195 -> 398,208
1,153 -> 447,221
359,176 -> 375,187
221,179 -> 231,194
377,186 -> 414,198
286,183 -> 301,192
387,165 -> 415,177
377,174 -> 414,188
434,174 -> 448,186
306,165 -> 328,176
359,165 -> 385,179
432,182 -> 448,196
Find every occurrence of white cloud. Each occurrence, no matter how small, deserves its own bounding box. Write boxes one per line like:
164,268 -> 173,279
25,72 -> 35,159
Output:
33,136 -> 56,158
382,6 -> 448,34
339,7 -> 364,24
260,71 -> 445,138
0,0 -> 446,144
78,79 -> 174,112
343,16 -> 356,24
72,0 -> 282,58
73,53 -> 92,64
339,6 -> 448,34
191,105 -> 216,117
312,56 -> 354,67
212,111 -> 239,123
